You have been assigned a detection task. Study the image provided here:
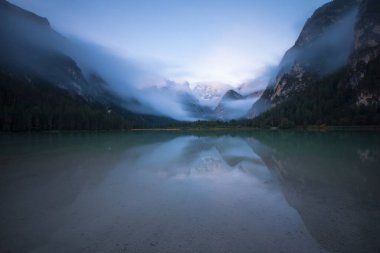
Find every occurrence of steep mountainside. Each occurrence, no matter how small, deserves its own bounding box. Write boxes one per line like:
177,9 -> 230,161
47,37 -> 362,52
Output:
348,0 -> 380,106
248,0 -> 380,126
0,0 -> 177,131
0,0 -> 97,97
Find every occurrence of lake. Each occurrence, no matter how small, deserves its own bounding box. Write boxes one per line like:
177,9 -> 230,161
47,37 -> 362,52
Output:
0,131 -> 379,253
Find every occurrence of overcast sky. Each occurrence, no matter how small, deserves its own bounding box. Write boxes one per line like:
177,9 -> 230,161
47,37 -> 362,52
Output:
9,0 -> 329,87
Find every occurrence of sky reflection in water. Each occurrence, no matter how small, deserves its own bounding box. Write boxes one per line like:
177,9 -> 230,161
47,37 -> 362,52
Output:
0,132 -> 379,253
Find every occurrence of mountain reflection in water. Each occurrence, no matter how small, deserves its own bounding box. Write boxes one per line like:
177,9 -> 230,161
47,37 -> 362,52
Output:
0,131 -> 379,253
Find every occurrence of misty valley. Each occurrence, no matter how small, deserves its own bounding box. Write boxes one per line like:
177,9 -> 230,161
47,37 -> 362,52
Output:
1,0 -> 380,130
1,0 -> 380,252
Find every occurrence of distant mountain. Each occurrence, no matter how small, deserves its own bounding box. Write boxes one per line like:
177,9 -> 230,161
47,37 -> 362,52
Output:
248,0 -> 380,126
221,90 -> 245,100
191,83 -> 228,101
0,0 -> 177,131
179,92 -> 215,120
153,82 -> 250,121
179,88 -> 263,121
190,82 -> 233,110
215,89 -> 263,120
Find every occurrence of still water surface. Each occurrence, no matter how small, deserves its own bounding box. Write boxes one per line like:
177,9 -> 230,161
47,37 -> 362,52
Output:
0,131 -> 379,253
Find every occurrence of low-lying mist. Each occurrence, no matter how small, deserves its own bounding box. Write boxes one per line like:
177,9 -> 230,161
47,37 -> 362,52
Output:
1,1 -> 361,122
66,40 -> 198,121
1,2 -> 200,121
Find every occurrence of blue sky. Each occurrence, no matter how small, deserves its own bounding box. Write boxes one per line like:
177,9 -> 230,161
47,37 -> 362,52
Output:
9,0 -> 329,87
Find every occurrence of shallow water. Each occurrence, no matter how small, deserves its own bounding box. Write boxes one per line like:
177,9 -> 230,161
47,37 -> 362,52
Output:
0,131 -> 379,253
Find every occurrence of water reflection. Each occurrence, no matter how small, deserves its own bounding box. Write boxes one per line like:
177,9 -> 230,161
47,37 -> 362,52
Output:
124,136 -> 269,181
0,131 -> 379,253
250,131 -> 380,253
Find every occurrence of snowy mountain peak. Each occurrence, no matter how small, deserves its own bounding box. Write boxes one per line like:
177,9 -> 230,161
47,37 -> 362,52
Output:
191,83 -> 231,100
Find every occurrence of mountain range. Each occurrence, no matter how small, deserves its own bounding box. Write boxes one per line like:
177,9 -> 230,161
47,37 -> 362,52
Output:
0,0 -> 379,130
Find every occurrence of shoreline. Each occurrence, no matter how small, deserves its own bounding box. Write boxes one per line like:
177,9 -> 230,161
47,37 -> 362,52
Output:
1,125 -> 380,134
130,125 -> 380,132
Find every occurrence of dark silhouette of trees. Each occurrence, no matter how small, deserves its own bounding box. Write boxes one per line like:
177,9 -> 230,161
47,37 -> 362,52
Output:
0,74 -> 178,131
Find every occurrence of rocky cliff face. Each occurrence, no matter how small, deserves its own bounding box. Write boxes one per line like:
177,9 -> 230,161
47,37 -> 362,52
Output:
248,0 -> 380,121
348,0 -> 380,107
